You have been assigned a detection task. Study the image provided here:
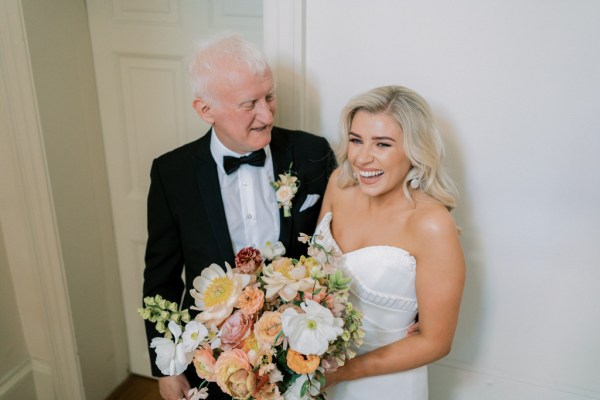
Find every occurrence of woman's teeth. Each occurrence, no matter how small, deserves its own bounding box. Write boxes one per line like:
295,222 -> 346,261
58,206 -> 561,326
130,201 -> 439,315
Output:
359,170 -> 383,178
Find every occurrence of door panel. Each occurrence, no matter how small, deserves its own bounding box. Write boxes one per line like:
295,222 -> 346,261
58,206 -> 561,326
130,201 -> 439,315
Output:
86,0 -> 263,375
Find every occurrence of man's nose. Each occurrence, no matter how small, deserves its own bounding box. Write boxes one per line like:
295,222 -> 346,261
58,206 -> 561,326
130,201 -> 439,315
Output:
255,98 -> 275,123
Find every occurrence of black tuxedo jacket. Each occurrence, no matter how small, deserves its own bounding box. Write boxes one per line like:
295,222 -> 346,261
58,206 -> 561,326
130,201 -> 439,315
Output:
143,127 -> 336,385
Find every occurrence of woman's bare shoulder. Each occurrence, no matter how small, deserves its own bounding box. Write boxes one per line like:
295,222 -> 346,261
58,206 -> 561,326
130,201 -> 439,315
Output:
408,194 -> 458,239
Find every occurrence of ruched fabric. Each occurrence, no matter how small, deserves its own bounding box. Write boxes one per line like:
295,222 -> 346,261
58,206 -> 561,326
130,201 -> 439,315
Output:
317,212 -> 428,400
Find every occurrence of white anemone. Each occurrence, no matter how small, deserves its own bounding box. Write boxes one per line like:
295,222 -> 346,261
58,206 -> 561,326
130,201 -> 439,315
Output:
281,300 -> 343,356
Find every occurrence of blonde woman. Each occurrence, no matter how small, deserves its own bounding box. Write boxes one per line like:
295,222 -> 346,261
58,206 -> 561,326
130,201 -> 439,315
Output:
317,85 -> 465,399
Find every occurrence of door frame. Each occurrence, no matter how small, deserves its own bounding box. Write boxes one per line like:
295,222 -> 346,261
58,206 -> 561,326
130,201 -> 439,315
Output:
0,0 -> 84,398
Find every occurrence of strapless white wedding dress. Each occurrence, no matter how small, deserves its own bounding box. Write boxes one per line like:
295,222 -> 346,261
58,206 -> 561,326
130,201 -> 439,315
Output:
317,212 -> 427,399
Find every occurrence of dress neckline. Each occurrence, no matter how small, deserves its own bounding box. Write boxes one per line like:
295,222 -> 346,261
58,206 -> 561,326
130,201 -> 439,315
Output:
320,212 -> 415,259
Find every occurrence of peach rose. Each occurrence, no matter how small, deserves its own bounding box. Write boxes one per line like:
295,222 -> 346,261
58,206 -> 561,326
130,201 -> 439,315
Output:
220,310 -> 253,351
237,285 -> 265,316
286,349 -> 320,374
235,247 -> 263,274
192,345 -> 216,382
215,349 -> 256,400
254,311 -> 283,346
253,383 -> 281,400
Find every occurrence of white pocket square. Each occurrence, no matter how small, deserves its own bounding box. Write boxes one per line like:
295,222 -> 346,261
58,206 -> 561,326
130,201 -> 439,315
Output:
299,194 -> 320,212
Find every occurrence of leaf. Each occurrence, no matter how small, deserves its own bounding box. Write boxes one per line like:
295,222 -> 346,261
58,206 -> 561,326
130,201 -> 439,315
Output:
300,378 -> 310,397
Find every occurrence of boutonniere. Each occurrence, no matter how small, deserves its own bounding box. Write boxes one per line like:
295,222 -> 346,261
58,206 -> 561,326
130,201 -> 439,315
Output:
271,164 -> 299,218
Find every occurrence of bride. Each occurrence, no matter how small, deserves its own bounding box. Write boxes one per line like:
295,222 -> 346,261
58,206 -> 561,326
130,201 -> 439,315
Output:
317,85 -> 465,399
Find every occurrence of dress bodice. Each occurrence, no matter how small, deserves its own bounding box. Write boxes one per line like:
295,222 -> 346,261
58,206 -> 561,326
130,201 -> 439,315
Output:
317,212 -> 428,399
315,212 -> 420,352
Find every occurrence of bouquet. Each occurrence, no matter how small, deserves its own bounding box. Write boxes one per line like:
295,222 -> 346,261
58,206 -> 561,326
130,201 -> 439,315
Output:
139,234 -> 364,400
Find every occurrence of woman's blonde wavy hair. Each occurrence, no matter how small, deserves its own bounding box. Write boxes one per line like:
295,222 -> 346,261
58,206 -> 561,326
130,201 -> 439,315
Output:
336,85 -> 458,211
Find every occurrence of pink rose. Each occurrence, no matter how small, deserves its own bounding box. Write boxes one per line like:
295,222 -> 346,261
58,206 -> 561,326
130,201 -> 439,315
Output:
215,349 -> 256,399
220,310 -> 253,350
235,247 -> 262,274
193,345 -> 216,382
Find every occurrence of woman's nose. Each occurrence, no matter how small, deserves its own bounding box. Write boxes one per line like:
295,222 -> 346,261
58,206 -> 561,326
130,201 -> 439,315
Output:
356,146 -> 374,164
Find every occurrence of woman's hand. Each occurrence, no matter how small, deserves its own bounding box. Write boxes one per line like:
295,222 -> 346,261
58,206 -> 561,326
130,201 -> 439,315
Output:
324,362 -> 352,390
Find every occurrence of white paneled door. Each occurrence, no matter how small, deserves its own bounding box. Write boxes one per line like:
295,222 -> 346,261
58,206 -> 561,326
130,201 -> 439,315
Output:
86,0 -> 263,376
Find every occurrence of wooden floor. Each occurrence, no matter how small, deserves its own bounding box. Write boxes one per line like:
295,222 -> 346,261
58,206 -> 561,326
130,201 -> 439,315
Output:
106,375 -> 162,400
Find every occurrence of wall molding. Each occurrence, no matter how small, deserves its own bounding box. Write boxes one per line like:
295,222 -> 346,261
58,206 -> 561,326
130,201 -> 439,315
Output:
262,0 -> 306,130
0,1 -> 85,399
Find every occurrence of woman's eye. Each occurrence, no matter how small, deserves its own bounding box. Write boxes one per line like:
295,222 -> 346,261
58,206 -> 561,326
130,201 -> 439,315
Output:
377,142 -> 391,147
349,138 -> 361,144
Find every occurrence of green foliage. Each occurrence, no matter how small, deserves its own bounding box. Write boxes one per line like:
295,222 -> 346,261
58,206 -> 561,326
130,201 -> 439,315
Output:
137,294 -> 190,338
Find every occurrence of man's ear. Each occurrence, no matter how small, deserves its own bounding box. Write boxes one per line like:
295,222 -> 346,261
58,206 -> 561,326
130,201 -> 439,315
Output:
193,98 -> 215,125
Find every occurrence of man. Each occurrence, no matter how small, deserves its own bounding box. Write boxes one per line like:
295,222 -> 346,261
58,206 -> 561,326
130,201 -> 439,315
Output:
143,34 -> 336,400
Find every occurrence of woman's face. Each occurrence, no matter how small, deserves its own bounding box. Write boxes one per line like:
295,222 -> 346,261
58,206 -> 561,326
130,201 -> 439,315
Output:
347,111 -> 412,198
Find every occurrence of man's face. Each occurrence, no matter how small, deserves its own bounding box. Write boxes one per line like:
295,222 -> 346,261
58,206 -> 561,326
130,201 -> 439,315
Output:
195,66 -> 276,154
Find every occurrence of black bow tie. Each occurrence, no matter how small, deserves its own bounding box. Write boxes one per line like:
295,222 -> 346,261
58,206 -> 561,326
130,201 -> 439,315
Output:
223,148 -> 266,175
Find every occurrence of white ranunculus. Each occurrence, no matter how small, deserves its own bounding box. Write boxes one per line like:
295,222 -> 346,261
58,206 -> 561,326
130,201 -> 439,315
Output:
150,321 -> 190,375
281,300 -> 343,356
260,241 -> 286,260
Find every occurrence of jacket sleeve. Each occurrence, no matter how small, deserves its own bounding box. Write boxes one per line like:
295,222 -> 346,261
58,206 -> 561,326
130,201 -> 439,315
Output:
142,159 -> 185,376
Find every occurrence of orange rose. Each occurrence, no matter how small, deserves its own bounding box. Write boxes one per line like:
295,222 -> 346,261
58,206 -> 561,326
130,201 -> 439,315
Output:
193,345 -> 216,382
215,349 -> 256,400
237,285 -> 265,315
286,349 -> 321,374
254,311 -> 283,346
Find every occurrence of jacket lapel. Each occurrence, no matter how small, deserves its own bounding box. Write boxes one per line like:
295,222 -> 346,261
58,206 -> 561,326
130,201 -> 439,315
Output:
192,132 -> 235,263
270,130 -> 294,251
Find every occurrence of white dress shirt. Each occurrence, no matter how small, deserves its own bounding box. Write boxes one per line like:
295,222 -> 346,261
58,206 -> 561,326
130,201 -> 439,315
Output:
210,129 -> 280,253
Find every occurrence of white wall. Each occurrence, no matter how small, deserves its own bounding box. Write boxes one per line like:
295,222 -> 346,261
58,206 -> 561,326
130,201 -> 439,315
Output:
295,1 -> 599,399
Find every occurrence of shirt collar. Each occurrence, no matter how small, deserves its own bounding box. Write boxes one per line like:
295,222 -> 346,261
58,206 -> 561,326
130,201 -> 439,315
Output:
210,128 -> 271,174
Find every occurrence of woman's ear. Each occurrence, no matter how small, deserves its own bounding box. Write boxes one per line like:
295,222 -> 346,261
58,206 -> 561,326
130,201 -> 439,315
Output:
193,98 -> 215,125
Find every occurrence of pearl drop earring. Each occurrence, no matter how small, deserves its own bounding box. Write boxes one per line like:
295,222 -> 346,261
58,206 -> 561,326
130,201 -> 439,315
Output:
410,178 -> 420,189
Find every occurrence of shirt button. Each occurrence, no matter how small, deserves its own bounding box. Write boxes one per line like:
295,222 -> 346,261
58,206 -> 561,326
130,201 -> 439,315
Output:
242,181 -> 248,186
246,214 -> 252,220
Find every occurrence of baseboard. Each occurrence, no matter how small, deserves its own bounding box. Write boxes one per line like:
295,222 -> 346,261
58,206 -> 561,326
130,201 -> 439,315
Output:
430,360 -> 600,400
0,360 -> 37,400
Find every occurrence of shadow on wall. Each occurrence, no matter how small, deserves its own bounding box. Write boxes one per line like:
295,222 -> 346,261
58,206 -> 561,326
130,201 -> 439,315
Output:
430,114 -> 485,397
